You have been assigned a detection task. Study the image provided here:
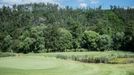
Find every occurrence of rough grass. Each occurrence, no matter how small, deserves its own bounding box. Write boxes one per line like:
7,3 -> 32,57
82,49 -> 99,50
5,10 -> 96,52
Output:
45,51 -> 134,64
0,52 -> 134,75
0,52 -> 16,57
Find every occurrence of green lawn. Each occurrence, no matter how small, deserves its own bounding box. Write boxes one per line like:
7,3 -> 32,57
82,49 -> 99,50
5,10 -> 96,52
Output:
0,52 -> 134,75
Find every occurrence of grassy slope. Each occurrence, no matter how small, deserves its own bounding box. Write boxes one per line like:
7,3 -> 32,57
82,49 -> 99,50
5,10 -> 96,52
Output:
0,53 -> 134,75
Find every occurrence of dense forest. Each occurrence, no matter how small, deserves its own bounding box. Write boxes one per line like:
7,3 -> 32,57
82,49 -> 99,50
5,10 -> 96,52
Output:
0,3 -> 134,53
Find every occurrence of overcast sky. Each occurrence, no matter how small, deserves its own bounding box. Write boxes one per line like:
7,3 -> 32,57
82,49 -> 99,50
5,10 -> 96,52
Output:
0,0 -> 134,9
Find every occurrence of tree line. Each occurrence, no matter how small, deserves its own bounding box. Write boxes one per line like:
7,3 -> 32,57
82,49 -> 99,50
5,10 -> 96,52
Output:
0,3 -> 134,53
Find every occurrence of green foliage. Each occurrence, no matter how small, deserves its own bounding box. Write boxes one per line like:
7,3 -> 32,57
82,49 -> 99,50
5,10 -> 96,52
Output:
0,3 -> 134,52
44,25 -> 59,52
30,26 -> 45,52
124,21 -> 134,51
69,22 -> 84,49
96,18 -> 112,35
44,27 -> 72,51
82,31 -> 99,50
56,28 -> 72,51
14,26 -> 46,53
113,32 -> 125,50
97,34 -> 112,51
2,35 -> 13,52
21,37 -> 36,53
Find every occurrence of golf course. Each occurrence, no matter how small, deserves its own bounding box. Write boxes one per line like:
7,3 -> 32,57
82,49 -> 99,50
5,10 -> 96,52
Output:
0,0 -> 134,75
0,52 -> 134,75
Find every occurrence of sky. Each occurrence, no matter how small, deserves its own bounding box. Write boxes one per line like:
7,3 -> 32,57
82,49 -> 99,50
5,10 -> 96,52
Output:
0,0 -> 134,9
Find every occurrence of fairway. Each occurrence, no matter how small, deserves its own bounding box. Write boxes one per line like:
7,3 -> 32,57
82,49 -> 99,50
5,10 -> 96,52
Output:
0,54 -> 134,75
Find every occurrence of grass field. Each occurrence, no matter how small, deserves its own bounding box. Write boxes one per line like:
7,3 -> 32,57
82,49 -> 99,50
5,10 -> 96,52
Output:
0,52 -> 134,75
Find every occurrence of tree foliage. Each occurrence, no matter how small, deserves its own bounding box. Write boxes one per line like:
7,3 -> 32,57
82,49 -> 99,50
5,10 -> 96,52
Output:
97,34 -> 112,51
81,31 -> 99,50
0,3 -> 134,52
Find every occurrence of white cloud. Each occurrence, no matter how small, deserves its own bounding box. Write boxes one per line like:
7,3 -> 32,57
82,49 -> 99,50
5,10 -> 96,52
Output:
131,6 -> 134,8
80,3 -> 87,8
89,0 -> 99,4
22,0 -> 59,4
0,0 -> 21,4
0,0 -> 60,6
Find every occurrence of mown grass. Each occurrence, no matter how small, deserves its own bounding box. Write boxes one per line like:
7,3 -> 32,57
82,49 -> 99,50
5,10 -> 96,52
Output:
44,51 -> 134,64
0,54 -> 134,75
0,51 -> 134,75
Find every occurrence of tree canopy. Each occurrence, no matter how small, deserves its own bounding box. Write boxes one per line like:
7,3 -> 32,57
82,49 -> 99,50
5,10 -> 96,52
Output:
0,3 -> 134,53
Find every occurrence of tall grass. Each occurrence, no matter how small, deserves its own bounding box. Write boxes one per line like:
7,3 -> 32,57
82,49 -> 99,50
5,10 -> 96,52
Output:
126,71 -> 134,75
0,52 -> 16,57
45,51 -> 134,64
